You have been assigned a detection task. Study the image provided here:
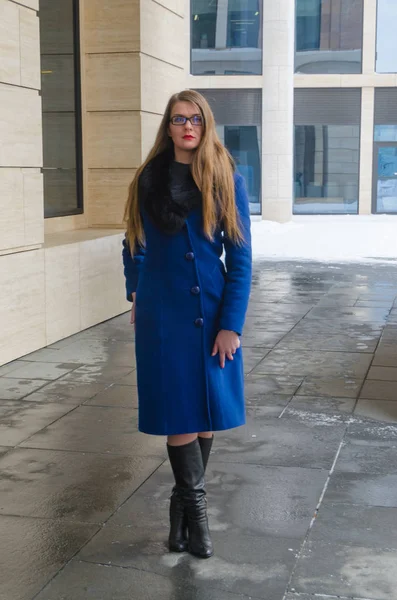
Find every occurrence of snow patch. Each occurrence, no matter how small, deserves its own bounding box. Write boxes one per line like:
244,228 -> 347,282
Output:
251,215 -> 397,263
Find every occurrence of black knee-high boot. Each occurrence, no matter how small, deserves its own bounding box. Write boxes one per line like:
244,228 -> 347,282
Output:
167,438 -> 213,558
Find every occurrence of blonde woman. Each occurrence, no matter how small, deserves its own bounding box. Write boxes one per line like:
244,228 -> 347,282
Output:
123,90 -> 252,559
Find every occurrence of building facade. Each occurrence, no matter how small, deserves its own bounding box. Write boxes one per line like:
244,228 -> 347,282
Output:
0,0 -> 396,365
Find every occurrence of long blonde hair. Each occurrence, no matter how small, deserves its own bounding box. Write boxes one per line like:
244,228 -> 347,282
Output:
123,90 -> 242,250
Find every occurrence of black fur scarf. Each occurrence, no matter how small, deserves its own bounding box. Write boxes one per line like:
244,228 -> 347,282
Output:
138,150 -> 201,235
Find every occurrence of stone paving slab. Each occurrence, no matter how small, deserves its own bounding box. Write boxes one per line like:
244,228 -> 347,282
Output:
324,472 -> 397,507
0,377 -> 48,400
0,515 -> 99,600
213,417 -> 346,469
83,383 -> 139,408
0,447 -> 164,522
285,395 -> 356,416
290,540 -> 397,600
296,376 -> 363,398
18,405 -> 157,456
309,503 -> 397,549
0,401 -> 77,446
245,393 -> 292,418
34,561 -> 264,600
354,399 -> 397,423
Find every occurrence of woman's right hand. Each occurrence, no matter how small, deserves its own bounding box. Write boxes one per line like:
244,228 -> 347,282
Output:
130,292 -> 136,327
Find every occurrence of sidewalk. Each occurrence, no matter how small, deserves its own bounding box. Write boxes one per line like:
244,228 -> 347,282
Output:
1,260 -> 397,600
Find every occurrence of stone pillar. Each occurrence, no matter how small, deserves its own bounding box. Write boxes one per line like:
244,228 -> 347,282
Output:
359,87 -> 375,214
261,0 -> 295,222
215,0 -> 228,49
362,0 -> 377,74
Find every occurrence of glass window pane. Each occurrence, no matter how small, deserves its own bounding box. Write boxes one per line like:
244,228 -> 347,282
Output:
377,179 -> 397,213
376,0 -> 397,73
198,89 -> 262,215
375,125 -> 397,142
191,1 -> 262,75
294,125 -> 359,214
40,0 -> 82,218
295,0 -> 363,74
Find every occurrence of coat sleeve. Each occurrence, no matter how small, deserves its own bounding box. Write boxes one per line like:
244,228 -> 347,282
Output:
122,236 -> 145,302
219,173 -> 252,335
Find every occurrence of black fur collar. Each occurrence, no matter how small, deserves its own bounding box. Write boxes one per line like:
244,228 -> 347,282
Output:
138,150 -> 201,235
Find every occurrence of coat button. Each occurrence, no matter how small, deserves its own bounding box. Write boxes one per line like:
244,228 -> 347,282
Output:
185,252 -> 195,261
195,318 -> 204,327
191,286 -> 200,295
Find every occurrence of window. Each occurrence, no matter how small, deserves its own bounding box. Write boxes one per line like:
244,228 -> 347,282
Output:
198,89 -> 262,215
295,0 -> 363,74
376,0 -> 397,73
294,89 -> 361,215
40,0 -> 83,218
373,90 -> 397,213
191,1 -> 262,76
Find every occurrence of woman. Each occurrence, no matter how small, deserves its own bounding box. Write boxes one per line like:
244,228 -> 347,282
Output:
122,90 -> 252,559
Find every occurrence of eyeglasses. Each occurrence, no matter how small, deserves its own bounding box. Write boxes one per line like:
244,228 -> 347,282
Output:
170,114 -> 203,126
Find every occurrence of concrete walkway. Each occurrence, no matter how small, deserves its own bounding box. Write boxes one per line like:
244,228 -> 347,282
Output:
1,260 -> 397,600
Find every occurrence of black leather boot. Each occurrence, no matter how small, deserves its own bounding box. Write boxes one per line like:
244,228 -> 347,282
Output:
167,438 -> 213,559
167,445 -> 188,553
177,434 -> 214,548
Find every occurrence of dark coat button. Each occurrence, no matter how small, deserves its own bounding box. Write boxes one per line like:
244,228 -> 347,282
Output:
195,318 -> 204,327
185,252 -> 195,261
191,286 -> 200,295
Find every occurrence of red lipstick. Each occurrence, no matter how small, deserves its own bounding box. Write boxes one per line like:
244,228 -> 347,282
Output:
183,135 -> 194,140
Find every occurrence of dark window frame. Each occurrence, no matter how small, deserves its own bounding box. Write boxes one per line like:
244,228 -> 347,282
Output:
43,0 -> 84,219
190,0 -> 263,76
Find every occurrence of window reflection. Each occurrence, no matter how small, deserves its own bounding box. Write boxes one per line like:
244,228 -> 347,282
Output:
295,0 -> 363,74
197,89 -> 262,214
376,0 -> 397,73
294,125 -> 359,215
218,125 -> 262,214
191,0 -> 262,75
40,0 -> 82,218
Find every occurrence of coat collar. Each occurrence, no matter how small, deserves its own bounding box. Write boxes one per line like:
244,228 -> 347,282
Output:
139,150 -> 201,235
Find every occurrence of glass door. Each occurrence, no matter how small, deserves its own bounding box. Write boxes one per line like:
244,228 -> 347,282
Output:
373,143 -> 397,213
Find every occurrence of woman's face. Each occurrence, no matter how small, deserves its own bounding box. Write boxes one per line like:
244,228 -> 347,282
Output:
168,101 -> 203,154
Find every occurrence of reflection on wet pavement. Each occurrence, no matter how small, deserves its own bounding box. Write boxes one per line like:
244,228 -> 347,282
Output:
1,261 -> 397,599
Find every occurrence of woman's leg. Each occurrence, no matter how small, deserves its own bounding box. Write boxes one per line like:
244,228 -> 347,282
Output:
168,433 -> 197,446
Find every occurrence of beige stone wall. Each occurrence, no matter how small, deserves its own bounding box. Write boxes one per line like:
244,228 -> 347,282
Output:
0,0 -> 43,254
83,0 -> 185,228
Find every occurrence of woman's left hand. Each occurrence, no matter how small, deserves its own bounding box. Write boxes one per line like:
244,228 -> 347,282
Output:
212,330 -> 241,369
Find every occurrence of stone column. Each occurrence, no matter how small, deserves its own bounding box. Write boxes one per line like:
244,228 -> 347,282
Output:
215,0 -> 228,49
359,87 -> 375,214
362,0 -> 377,74
261,0 -> 295,222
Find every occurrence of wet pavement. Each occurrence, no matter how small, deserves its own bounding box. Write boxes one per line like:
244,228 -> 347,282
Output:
1,260 -> 397,600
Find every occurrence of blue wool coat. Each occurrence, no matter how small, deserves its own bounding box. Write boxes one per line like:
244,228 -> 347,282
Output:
122,170 -> 252,436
